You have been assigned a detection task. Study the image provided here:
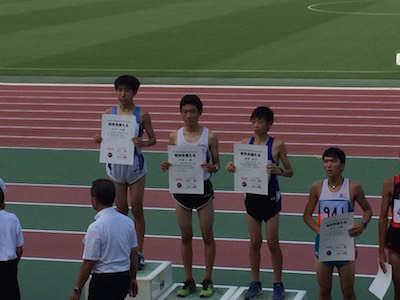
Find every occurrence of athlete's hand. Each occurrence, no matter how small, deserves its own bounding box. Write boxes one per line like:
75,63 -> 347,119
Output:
348,223 -> 364,237
160,161 -> 172,172
225,162 -> 236,172
93,134 -> 102,144
132,137 -> 147,147
379,250 -> 387,273
201,163 -> 216,173
267,163 -> 283,175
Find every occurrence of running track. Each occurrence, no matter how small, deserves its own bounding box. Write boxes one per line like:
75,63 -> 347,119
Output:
1,84 -> 400,278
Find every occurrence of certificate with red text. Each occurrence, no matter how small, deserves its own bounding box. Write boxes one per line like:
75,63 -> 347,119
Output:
319,212 -> 355,262
99,114 -> 136,165
234,144 -> 269,195
168,145 -> 204,194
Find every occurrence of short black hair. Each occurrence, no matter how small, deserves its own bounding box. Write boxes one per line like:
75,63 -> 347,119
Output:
180,94 -> 203,112
251,106 -> 274,123
90,179 -> 115,206
322,147 -> 346,164
114,75 -> 140,91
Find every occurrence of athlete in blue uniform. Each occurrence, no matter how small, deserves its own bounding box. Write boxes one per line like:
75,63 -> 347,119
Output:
379,153 -> 400,300
304,147 -> 372,300
94,75 -> 156,270
225,106 -> 293,300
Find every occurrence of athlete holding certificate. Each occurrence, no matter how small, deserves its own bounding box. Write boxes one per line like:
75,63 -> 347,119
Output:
160,95 -> 220,298
225,106 -> 293,300
94,75 -> 156,270
303,147 -> 372,300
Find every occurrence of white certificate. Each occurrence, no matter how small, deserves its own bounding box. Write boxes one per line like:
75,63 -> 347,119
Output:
319,212 -> 355,262
99,114 -> 137,165
168,145 -> 204,194
368,260 -> 392,300
233,143 -> 269,195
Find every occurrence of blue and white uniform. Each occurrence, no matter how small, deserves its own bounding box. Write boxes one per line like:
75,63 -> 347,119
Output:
106,106 -> 147,184
245,136 -> 282,222
315,178 -> 355,268
172,127 -> 214,210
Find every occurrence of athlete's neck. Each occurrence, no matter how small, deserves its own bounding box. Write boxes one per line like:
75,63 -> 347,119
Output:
253,133 -> 269,145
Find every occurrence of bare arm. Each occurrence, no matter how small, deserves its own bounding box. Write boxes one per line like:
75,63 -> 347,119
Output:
16,246 -> 23,264
129,247 -> 138,297
348,181 -> 372,237
134,111 -> 156,148
379,177 -> 392,272
93,107 -> 113,143
160,131 -> 177,171
201,131 -> 220,173
69,260 -> 97,300
268,140 -> 293,177
225,138 -> 249,172
303,181 -> 321,234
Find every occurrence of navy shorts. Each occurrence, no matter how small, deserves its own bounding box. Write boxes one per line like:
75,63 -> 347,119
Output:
245,192 -> 281,222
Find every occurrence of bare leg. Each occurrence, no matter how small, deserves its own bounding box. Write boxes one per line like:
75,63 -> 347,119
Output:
128,175 -> 146,252
197,200 -> 215,281
337,261 -> 356,300
246,214 -> 262,282
315,259 -> 333,300
175,202 -> 194,280
266,213 -> 283,283
389,252 -> 400,300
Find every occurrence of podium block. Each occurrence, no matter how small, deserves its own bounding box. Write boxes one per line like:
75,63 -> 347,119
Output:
159,283 -> 238,299
83,260 -> 172,300
232,287 -> 307,300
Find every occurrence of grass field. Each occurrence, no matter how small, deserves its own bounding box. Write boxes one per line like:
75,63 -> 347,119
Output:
1,0 -> 400,299
1,0 -> 400,84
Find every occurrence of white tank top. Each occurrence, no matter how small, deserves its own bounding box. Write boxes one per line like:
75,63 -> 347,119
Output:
318,178 -> 353,225
177,127 -> 210,180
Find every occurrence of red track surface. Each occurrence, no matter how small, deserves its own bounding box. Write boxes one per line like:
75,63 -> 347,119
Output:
1,84 -> 400,157
2,84 -> 399,277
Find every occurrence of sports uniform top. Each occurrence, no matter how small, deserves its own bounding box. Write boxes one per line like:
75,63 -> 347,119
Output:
315,178 -> 356,266
106,106 -> 146,184
249,136 -> 280,196
177,127 -> 211,181
389,174 -> 400,228
318,178 -> 353,224
111,105 -> 143,154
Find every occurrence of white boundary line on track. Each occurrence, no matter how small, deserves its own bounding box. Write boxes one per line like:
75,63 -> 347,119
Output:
19,257 -> 376,278
1,82 -> 400,91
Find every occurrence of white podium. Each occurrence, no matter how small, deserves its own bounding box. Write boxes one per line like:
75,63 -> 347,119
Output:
232,287 -> 307,300
83,260 -> 172,300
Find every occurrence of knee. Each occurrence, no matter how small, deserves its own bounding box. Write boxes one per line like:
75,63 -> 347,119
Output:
131,206 -> 144,219
202,233 -> 215,246
319,286 -> 331,298
341,286 -> 355,298
181,233 -> 193,245
267,239 -> 280,252
249,238 -> 262,250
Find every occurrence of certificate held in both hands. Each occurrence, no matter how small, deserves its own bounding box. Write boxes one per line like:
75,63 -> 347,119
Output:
233,143 -> 269,195
168,145 -> 204,194
319,212 -> 355,262
99,114 -> 137,165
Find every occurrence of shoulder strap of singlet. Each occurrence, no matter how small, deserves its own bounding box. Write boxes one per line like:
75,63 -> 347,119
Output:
395,174 -> 400,184
249,136 -> 275,163
112,106 -> 117,114
266,136 -> 275,162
